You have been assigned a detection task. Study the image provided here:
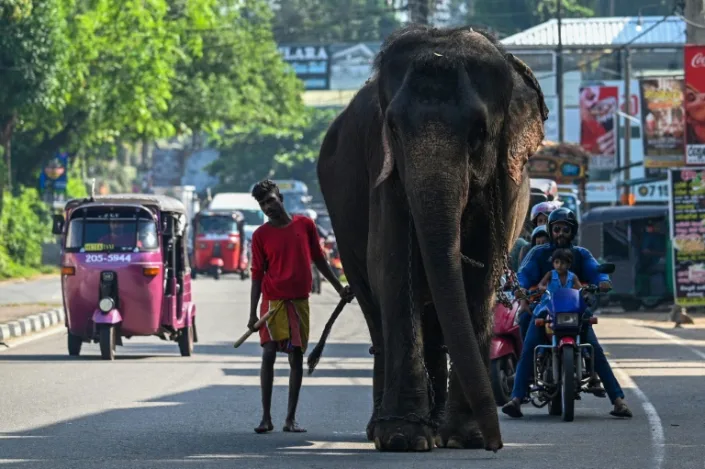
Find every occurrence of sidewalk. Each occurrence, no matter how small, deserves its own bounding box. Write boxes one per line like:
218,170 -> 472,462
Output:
0,303 -> 65,343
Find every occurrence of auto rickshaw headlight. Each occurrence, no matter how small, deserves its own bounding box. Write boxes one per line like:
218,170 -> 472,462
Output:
101,271 -> 114,281
99,297 -> 115,313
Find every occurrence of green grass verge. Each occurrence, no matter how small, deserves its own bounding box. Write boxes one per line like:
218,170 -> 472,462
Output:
0,263 -> 59,281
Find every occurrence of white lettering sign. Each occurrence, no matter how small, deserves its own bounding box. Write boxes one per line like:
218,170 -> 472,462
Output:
692,52 -> 705,68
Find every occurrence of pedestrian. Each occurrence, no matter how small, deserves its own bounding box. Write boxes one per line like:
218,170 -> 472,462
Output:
247,179 -> 353,434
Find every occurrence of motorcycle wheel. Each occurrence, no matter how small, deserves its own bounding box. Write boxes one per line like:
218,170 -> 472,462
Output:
491,356 -> 515,406
561,346 -> 576,422
547,357 -> 562,416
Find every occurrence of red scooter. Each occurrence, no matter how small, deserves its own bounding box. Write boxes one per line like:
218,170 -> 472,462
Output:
490,274 -> 523,406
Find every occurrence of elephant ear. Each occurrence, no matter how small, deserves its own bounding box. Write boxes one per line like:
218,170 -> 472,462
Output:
505,52 -> 549,185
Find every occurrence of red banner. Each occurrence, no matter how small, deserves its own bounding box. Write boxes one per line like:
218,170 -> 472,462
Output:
579,85 -> 618,170
685,45 -> 705,165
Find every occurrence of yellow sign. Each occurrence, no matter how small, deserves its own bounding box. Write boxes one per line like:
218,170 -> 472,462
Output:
84,243 -> 113,251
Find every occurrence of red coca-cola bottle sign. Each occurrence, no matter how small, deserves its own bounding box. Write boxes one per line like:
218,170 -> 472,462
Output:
692,52 -> 705,68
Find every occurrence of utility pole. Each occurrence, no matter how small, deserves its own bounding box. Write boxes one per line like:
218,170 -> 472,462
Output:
556,0 -> 564,142
685,0 -> 705,44
622,48 -> 632,205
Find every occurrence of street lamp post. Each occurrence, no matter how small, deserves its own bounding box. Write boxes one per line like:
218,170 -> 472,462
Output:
556,0 -> 564,142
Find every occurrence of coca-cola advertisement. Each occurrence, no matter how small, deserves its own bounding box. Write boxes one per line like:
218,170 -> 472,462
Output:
579,85 -> 618,170
640,77 -> 685,167
685,45 -> 705,165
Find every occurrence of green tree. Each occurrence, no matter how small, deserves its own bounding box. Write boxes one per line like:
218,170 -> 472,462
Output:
208,107 -> 338,192
0,0 -> 66,190
272,0 -> 401,43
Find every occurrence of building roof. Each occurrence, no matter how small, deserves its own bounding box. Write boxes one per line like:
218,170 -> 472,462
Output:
501,16 -> 685,49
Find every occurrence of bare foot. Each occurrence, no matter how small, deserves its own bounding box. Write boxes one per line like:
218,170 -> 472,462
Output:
283,420 -> 307,432
254,418 -> 274,434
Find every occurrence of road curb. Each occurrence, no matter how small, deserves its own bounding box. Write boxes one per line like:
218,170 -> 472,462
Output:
0,308 -> 65,342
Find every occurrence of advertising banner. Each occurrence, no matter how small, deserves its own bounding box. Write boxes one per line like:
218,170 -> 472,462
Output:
640,77 -> 685,167
278,44 -> 329,90
579,85 -> 618,170
668,167 -> 705,306
684,45 -> 705,165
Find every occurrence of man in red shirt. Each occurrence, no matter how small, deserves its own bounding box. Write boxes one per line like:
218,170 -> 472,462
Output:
248,179 -> 352,434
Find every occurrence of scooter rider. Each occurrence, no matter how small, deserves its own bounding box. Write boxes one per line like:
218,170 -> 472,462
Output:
518,201 -> 561,264
501,207 -> 633,419
516,225 -> 551,339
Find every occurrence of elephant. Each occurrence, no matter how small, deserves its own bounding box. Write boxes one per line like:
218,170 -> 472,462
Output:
315,24 -> 548,453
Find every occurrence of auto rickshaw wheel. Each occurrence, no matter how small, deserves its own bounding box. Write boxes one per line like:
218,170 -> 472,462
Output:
99,325 -> 116,360
178,325 -> 194,356
68,332 -> 82,356
191,270 -> 197,280
213,268 -> 221,280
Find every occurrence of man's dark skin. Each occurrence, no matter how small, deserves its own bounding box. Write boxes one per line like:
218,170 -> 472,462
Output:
248,189 -> 353,434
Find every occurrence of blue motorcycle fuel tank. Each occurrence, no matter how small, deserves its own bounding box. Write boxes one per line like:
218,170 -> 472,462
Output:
550,288 -> 586,314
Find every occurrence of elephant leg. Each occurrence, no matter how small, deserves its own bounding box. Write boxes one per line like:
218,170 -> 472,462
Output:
422,302 -> 448,428
438,268 -> 495,449
338,256 -> 384,441
368,196 -> 433,452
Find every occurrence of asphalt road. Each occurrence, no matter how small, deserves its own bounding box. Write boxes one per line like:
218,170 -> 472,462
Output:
0,277 -> 703,469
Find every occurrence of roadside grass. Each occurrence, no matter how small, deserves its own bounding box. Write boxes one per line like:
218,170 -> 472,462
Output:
0,264 -> 59,281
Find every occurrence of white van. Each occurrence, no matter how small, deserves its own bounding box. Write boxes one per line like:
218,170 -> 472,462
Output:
209,192 -> 265,243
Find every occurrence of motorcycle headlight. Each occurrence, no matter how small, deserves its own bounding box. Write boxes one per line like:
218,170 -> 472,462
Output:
556,313 -> 579,326
99,297 -> 115,313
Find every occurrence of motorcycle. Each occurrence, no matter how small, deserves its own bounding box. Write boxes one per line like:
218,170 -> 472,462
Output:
490,273 -> 523,406
524,263 -> 615,422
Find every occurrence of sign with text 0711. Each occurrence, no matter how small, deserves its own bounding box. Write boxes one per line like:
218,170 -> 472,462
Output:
634,180 -> 669,202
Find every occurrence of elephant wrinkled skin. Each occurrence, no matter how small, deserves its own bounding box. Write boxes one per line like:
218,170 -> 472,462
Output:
316,25 -> 548,453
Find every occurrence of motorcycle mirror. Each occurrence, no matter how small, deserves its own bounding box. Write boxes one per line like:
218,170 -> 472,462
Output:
597,263 -> 615,274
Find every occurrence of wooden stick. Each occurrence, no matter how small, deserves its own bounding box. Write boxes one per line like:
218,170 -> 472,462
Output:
233,308 -> 276,348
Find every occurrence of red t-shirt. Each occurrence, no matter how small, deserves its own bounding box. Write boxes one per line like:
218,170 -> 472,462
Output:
250,215 -> 325,300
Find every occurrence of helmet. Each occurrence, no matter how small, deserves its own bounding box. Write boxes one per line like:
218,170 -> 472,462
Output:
530,225 -> 549,245
547,207 -> 578,239
530,201 -> 560,226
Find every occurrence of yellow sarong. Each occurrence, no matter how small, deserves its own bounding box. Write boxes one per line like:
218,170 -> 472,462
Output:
260,298 -> 310,354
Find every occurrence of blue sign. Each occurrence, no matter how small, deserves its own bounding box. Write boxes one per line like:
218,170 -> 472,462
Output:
278,44 -> 330,90
39,152 -> 68,192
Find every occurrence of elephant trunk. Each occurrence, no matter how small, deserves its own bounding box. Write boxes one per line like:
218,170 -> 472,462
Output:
405,157 -> 502,451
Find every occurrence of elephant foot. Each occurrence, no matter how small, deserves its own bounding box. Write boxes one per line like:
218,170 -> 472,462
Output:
366,413 -> 376,441
373,419 -> 434,452
435,417 -> 485,450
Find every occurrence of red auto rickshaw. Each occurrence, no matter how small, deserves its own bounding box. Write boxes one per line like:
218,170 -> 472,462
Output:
191,209 -> 248,280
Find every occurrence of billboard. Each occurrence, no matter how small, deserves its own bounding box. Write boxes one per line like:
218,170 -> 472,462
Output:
640,77 -> 685,168
579,85 -> 618,170
684,45 -> 705,165
278,44 -> 329,90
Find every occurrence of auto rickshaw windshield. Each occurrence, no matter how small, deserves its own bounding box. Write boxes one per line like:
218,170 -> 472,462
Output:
65,209 -> 158,252
197,215 -> 240,234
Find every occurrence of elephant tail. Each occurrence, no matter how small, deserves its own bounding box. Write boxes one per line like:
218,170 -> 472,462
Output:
307,297 -> 349,375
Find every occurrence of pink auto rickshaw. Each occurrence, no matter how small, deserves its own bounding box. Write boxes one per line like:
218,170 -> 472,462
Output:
53,194 -> 197,360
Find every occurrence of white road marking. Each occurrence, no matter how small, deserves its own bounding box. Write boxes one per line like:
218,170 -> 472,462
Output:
611,365 -> 665,469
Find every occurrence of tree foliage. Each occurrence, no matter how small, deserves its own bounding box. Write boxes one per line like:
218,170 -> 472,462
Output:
208,107 -> 338,192
3,0 -> 304,190
271,0 -> 401,43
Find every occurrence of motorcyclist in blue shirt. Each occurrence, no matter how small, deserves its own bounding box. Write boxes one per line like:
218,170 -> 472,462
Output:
501,207 -> 633,419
